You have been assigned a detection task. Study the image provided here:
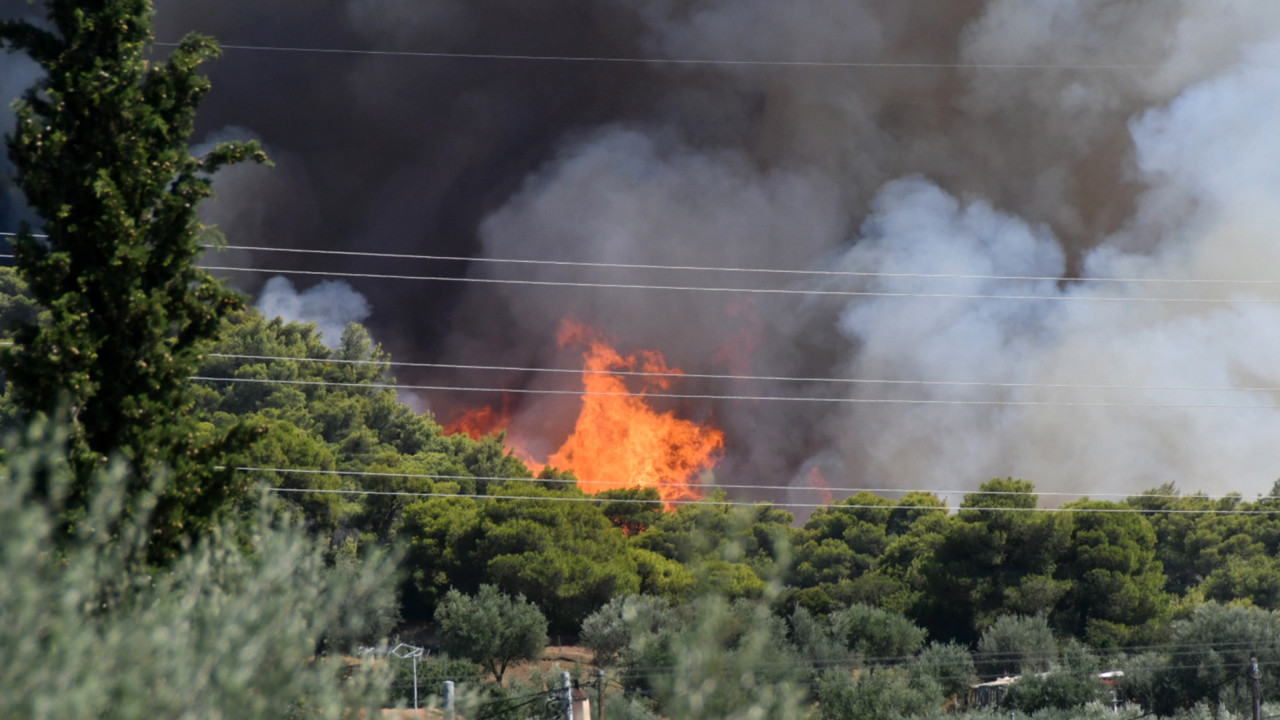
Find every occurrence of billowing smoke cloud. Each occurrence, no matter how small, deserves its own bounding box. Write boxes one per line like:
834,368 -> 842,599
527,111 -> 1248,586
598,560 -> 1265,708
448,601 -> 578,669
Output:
825,34 -> 1280,498
452,0 -> 1280,502
5,0 -> 1280,504
256,276 -> 371,348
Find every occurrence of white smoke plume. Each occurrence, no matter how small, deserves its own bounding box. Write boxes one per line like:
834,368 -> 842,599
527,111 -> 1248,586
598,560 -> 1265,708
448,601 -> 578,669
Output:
256,276 -> 372,349
828,36 -> 1280,497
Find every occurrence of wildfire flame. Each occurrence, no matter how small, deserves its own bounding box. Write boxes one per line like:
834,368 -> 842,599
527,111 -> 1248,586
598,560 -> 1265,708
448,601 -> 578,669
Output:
443,320 -> 725,509
548,321 -> 725,507
443,396 -> 543,469
444,402 -> 511,440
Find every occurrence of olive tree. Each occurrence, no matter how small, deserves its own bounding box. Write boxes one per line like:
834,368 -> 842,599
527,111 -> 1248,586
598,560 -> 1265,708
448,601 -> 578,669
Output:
435,584 -> 548,684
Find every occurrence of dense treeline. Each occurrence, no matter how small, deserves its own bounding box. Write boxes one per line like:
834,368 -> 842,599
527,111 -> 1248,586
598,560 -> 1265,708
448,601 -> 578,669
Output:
6,267 -> 1280,717
188,307 -> 1280,719
174,305 -> 1280,643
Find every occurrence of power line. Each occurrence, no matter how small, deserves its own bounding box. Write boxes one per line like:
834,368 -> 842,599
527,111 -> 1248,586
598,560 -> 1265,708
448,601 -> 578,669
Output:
239,466 -> 1276,504
258,484 -> 1280,514
155,41 -> 1164,71
201,264 -> 1280,304
7,338 -> 1270,405
212,243 -> 1280,288
8,234 -> 1279,290
10,232 -> 1280,297
191,375 -> 1280,409
210,351 -> 1280,394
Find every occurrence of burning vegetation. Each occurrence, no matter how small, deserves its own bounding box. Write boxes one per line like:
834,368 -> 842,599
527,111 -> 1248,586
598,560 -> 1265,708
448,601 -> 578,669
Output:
445,320 -> 724,508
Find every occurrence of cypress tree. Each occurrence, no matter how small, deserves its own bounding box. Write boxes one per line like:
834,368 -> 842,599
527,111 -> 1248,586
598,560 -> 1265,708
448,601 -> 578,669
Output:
1,0 -> 268,560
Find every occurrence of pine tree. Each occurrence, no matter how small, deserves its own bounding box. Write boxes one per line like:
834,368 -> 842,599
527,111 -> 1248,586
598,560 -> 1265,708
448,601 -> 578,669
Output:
0,0 -> 268,560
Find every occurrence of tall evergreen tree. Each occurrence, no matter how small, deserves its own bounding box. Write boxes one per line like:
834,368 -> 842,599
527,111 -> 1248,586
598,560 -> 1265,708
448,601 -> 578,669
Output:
1,0 -> 267,559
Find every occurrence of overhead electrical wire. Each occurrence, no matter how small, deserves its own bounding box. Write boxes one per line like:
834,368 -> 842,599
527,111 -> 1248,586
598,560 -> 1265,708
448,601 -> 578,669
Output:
191,374 -> 1280,409
2,339 -> 1266,406
210,351 -> 1280,394
213,243 -> 1280,288
237,466 -> 1278,504
153,41 -> 1163,72
9,232 -> 1280,297
199,263 -> 1280,305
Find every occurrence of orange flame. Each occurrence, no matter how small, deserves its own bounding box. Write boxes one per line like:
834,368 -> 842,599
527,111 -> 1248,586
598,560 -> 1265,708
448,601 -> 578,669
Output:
548,321 -> 724,508
443,396 -> 543,469
444,403 -> 512,440
442,321 -> 725,509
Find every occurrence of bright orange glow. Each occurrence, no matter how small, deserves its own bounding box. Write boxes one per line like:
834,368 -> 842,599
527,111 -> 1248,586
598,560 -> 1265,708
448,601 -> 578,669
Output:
548,321 -> 724,508
443,397 -> 543,470
444,403 -> 512,440
806,467 -> 835,506
442,321 -> 725,509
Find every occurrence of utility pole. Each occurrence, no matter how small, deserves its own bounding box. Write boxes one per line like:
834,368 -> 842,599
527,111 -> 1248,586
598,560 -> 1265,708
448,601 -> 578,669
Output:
596,669 -> 606,720
1252,657 -> 1262,720
391,643 -> 425,712
562,671 -> 575,720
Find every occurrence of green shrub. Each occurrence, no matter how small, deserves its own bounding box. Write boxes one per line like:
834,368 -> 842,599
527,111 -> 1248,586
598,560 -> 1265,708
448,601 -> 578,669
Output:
910,641 -> 977,700
387,653 -> 484,708
816,667 -> 943,720
1003,641 -> 1105,713
629,594 -> 807,720
580,594 -> 673,666
0,421 -> 397,718
977,613 -> 1058,677
435,584 -> 549,684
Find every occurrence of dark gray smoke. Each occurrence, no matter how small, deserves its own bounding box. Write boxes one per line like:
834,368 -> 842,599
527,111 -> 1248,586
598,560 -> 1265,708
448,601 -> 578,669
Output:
5,0 -> 1280,507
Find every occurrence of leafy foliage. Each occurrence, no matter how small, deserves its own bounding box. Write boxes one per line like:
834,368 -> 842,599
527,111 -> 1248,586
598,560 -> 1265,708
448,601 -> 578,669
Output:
1001,641 -> 1105,713
434,584 -> 549,684
912,479 -> 1071,645
0,420 -> 395,718
817,667 -> 943,720
1055,500 -> 1168,646
630,594 -> 809,720
0,0 -> 268,560
910,641 -> 978,700
832,602 -> 929,661
977,613 -> 1058,677
1121,602 -> 1280,717
580,594 -> 673,666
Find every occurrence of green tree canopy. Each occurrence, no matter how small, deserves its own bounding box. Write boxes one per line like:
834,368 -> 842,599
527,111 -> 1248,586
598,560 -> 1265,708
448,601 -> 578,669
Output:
911,479 -> 1070,644
1,0 -> 267,559
976,613 -> 1058,678
1122,602 -> 1280,717
789,490 -> 944,615
0,421 -> 396,717
1054,500 -> 1169,646
434,584 -> 549,684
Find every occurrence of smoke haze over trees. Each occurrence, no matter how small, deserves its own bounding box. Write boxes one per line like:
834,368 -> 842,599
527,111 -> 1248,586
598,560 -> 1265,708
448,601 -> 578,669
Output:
5,0 -> 1280,508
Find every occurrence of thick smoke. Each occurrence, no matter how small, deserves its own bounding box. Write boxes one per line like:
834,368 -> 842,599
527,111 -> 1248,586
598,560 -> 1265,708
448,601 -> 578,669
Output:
4,0 -> 1280,504
256,276 -> 372,349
